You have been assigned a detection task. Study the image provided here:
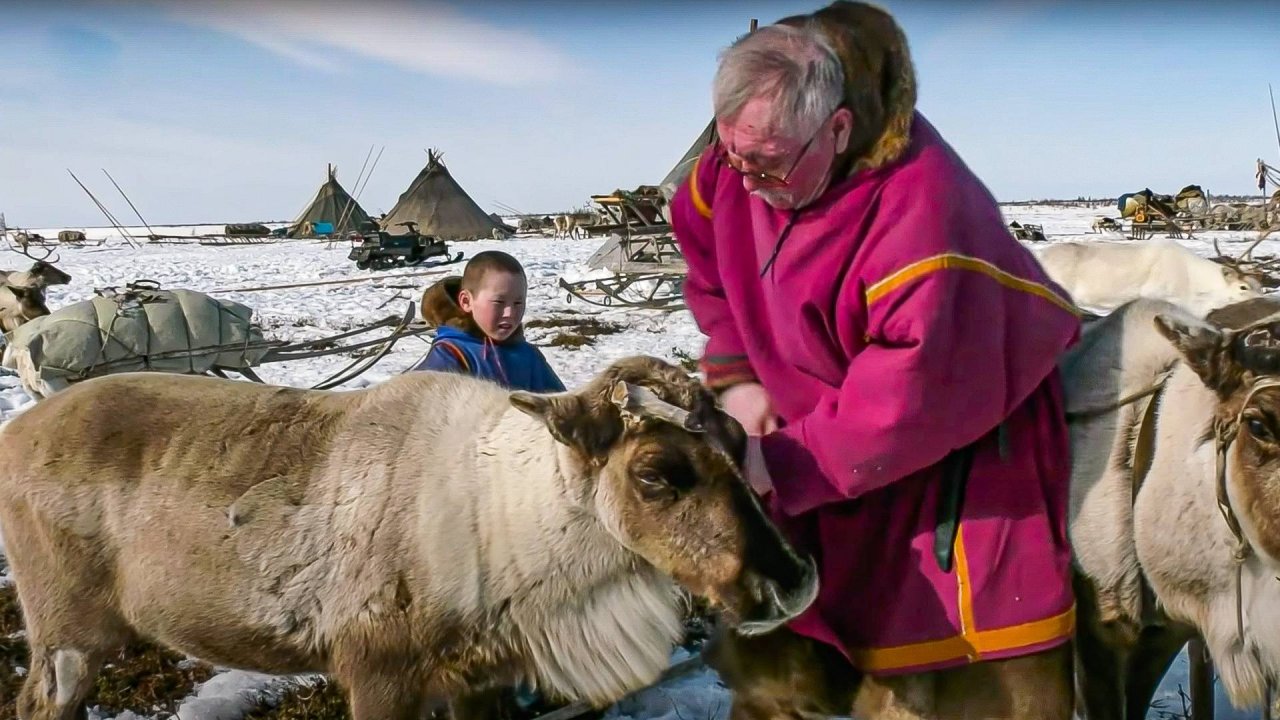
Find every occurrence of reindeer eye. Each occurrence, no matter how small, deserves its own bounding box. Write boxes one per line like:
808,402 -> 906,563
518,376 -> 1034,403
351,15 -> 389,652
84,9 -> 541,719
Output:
633,455 -> 698,500
1247,417 -> 1272,441
634,472 -> 677,503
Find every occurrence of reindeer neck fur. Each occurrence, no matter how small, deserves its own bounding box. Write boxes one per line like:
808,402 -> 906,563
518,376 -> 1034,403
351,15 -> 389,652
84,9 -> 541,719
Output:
1136,365 -> 1280,706
467,408 -> 685,706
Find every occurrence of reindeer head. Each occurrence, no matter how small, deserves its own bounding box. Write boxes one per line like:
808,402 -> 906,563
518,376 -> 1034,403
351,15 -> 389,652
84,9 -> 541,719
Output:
510,356 -> 818,636
0,284 -> 51,333
1157,311 -> 1280,565
5,242 -> 70,289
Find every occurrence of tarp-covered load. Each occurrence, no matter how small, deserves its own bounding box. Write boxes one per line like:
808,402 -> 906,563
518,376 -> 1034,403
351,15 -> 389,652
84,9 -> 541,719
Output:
2,286 -> 271,398
225,223 -> 271,237
1175,184 -> 1208,214
1117,188 -> 1177,219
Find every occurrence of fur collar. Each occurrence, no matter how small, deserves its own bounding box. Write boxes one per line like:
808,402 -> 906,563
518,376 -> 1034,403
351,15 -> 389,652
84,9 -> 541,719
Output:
777,1 -> 918,176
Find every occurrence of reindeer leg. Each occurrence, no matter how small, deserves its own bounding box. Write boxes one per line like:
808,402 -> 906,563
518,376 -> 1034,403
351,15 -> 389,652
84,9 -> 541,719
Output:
1071,569 -> 1143,720
1124,623 -> 1194,720
337,666 -> 429,720
8,500 -> 132,720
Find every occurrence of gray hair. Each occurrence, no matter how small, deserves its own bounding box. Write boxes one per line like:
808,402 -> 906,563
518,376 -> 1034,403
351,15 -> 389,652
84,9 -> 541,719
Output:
712,22 -> 845,139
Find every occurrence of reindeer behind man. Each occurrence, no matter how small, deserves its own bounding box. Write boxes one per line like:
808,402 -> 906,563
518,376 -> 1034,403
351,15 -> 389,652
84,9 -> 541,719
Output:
553,211 -> 600,240
0,243 -> 71,333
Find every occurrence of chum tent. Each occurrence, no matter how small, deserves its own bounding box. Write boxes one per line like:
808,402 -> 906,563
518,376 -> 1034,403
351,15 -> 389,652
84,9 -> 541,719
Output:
379,149 -> 506,241
659,120 -> 718,203
288,164 -> 371,238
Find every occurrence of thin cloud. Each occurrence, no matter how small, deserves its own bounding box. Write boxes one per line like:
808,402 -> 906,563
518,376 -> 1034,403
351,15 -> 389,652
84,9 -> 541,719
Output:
159,0 -> 575,86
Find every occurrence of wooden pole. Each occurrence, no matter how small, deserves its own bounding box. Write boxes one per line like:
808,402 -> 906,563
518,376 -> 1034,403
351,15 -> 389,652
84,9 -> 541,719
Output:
102,169 -> 156,239
66,169 -> 141,248
1269,83 -> 1279,163
335,145 -> 374,232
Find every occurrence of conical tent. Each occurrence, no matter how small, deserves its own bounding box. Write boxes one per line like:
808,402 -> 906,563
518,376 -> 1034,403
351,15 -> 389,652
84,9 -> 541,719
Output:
379,149 -> 505,241
659,119 -> 718,203
288,165 -> 371,238
488,212 -> 517,235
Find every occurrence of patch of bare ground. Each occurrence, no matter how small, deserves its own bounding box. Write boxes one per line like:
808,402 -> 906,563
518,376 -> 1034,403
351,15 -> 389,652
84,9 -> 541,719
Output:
528,315 -> 625,350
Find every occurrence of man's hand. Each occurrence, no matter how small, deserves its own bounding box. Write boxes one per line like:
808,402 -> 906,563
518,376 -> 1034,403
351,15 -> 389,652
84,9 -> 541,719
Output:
743,436 -> 774,497
720,382 -> 779,436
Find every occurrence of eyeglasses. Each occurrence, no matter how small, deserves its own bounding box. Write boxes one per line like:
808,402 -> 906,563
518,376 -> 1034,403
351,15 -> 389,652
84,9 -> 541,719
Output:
719,112 -> 831,188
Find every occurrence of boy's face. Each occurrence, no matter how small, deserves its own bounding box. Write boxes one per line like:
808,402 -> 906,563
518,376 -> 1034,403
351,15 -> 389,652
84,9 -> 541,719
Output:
459,270 -> 526,342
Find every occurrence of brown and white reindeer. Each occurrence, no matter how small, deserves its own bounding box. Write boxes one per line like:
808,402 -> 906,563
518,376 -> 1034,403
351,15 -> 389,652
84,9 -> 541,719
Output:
0,243 -> 71,333
0,355 -> 818,720
1064,295 -> 1280,718
553,211 -> 600,240
553,213 -> 580,239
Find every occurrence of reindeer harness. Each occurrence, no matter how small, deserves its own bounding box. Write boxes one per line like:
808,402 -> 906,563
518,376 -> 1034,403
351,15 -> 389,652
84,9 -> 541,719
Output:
1067,364 -> 1280,647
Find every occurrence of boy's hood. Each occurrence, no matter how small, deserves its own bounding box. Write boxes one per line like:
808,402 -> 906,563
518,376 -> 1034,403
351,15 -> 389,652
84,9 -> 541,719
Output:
419,275 -> 524,342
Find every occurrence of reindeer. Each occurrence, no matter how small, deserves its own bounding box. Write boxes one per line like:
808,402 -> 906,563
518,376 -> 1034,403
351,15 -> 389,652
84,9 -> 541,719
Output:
554,211 -> 602,240
0,356 -> 817,720
0,244 -> 71,333
554,214 -> 580,240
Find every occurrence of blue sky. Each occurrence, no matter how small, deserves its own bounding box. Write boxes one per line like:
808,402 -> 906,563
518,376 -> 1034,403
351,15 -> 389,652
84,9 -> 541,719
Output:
2,0 -> 1278,227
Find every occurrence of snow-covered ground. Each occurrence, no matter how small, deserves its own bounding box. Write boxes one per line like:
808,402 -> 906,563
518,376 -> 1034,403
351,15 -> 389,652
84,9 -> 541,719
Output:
1,205 -> 1277,719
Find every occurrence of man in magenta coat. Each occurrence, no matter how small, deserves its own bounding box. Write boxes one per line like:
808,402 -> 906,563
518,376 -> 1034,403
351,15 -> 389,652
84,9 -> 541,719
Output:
670,3 -> 1082,718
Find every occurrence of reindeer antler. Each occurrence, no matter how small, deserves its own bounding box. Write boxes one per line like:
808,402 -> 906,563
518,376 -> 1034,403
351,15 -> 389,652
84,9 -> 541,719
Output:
13,239 -> 59,265
610,381 -> 705,432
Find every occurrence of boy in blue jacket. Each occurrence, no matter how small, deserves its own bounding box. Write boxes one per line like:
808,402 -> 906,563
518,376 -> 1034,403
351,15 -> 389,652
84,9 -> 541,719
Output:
408,250 -> 565,393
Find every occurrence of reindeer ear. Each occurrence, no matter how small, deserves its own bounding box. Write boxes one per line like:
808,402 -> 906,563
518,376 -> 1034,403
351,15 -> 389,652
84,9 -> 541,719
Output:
1154,312 -> 1236,393
510,391 -> 622,459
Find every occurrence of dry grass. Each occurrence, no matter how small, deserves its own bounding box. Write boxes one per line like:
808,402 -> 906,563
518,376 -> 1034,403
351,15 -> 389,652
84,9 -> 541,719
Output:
244,678 -> 353,719
1,582 -> 25,720
529,315 -> 624,350
669,347 -> 700,374
90,642 -> 215,716
242,680 -> 587,720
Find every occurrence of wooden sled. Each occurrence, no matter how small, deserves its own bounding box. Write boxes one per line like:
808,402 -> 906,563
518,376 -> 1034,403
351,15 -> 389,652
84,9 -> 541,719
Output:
560,231 -> 687,311
558,271 -> 685,311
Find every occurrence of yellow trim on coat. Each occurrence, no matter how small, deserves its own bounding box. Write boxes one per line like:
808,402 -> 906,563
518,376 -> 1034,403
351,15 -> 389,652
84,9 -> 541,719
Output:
850,604 -> 1077,673
864,253 -> 1079,316
687,155 -> 713,219
953,524 -> 978,660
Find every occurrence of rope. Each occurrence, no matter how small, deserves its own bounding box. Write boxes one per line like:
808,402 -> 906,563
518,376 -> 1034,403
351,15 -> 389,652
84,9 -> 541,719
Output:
1064,371 -> 1174,422
1212,377 -> 1280,647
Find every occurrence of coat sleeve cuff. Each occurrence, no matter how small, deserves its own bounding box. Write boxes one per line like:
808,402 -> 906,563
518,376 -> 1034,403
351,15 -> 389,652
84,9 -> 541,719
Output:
700,354 -> 757,391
